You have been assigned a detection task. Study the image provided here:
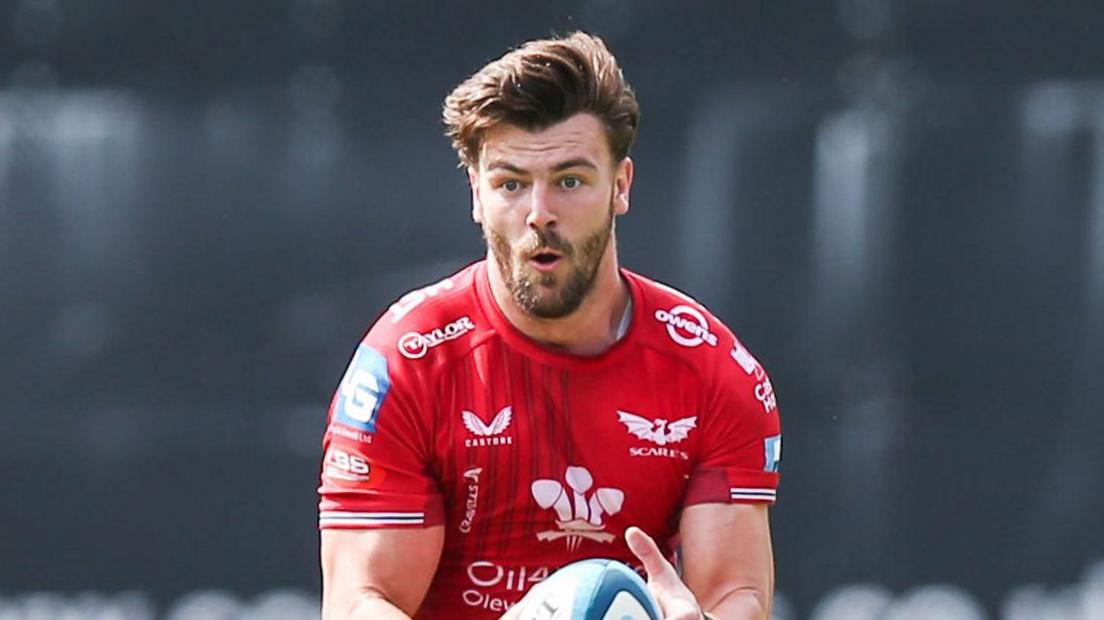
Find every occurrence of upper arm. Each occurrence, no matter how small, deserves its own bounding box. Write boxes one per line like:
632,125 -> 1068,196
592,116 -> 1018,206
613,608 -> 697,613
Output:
318,335 -> 446,617
321,526 -> 444,618
679,333 -> 781,614
679,503 -> 773,613
684,335 -> 781,509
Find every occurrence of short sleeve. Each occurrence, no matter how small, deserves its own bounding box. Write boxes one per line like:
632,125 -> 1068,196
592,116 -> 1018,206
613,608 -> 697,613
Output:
317,335 -> 444,529
685,337 -> 782,506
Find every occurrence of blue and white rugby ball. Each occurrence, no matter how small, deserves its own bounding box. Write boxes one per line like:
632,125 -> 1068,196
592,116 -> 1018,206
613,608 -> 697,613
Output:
514,558 -> 662,620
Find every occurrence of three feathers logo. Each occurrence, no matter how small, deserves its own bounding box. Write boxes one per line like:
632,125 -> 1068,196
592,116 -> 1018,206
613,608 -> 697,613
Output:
531,466 -> 624,551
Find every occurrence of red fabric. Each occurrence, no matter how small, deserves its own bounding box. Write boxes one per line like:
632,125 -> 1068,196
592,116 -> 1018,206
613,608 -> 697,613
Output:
318,261 -> 782,619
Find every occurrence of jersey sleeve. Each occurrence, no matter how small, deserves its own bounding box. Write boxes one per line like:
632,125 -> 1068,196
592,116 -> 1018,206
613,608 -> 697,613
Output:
317,327 -> 444,529
685,336 -> 782,506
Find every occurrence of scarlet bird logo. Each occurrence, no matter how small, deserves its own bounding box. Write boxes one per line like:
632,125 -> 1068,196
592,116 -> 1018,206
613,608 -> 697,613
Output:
531,466 -> 624,551
616,411 -> 697,445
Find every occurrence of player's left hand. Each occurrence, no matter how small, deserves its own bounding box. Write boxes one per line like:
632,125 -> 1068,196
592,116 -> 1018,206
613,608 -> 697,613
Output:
625,526 -> 705,620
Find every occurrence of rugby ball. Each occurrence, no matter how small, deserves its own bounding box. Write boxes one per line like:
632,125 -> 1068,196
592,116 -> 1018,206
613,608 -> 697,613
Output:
513,558 -> 662,620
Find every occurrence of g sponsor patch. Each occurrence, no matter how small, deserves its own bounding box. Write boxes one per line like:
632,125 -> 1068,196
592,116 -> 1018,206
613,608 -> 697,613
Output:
335,345 -> 390,432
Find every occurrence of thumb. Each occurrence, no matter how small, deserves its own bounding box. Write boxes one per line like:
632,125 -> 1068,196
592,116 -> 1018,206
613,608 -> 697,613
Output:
625,526 -> 678,586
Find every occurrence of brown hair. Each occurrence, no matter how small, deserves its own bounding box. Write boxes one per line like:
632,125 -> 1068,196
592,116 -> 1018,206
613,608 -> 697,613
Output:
442,31 -> 640,168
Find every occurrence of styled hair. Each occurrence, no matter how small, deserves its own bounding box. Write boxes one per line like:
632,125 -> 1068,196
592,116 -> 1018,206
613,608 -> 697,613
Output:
442,31 -> 640,168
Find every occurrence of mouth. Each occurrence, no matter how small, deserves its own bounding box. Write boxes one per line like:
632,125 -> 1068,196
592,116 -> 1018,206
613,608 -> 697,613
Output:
526,249 -> 563,272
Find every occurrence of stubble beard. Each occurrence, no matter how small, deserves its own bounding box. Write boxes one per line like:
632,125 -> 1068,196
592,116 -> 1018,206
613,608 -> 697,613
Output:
486,199 -> 615,320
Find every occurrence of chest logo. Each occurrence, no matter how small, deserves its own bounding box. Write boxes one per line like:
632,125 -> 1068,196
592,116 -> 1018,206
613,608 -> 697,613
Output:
531,466 -> 624,551
462,406 -> 514,447
617,411 -> 697,445
618,411 -> 695,460
458,467 -> 482,534
654,304 -> 718,347
398,315 -> 475,359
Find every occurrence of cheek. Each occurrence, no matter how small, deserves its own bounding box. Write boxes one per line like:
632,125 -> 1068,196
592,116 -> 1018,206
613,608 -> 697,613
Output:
568,198 -> 612,233
482,201 -> 524,237
483,212 -> 522,253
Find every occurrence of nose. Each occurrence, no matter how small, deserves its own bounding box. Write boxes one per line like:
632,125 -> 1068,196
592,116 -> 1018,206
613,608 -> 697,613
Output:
524,182 -> 557,230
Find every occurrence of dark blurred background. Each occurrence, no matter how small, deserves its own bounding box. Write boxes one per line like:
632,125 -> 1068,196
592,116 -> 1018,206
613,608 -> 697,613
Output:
2,1 -> 1103,618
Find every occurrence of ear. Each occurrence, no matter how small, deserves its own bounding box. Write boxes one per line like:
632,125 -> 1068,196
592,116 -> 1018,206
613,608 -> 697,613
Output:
613,157 -> 634,216
468,167 -> 483,224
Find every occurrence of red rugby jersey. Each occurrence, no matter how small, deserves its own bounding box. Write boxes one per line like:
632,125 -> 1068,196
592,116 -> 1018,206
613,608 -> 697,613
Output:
318,261 -> 782,619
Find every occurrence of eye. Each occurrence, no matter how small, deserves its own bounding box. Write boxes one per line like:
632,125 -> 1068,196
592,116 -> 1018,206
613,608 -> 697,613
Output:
560,176 -> 582,189
500,179 -> 521,192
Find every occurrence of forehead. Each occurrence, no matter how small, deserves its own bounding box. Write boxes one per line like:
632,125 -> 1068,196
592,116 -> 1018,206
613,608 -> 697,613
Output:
478,113 -> 611,171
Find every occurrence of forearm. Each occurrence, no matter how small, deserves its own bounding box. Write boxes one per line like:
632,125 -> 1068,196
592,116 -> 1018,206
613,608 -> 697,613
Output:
322,591 -> 413,620
704,588 -> 770,620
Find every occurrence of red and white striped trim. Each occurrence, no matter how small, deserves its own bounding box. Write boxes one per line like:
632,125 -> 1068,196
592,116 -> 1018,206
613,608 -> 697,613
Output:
730,487 -> 777,502
319,511 -> 425,527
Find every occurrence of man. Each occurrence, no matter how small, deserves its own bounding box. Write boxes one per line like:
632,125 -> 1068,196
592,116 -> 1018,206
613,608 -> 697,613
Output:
318,32 -> 781,620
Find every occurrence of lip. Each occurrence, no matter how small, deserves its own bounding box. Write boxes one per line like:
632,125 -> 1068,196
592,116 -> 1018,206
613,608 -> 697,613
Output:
527,256 -> 563,272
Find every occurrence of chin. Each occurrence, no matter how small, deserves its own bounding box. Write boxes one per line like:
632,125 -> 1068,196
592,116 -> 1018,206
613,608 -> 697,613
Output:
528,305 -> 575,320
515,267 -> 558,287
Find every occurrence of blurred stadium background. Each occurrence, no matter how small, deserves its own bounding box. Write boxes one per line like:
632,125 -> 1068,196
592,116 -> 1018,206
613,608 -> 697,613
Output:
2,1 -> 1103,618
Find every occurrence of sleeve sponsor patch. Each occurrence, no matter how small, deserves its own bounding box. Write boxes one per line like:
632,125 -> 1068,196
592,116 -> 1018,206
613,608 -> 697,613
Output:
729,342 -> 760,375
323,445 -> 387,488
730,342 -> 776,414
335,345 -> 391,432
764,435 -> 782,472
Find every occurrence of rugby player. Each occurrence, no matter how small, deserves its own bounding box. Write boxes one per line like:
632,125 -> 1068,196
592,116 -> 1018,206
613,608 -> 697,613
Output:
318,31 -> 782,620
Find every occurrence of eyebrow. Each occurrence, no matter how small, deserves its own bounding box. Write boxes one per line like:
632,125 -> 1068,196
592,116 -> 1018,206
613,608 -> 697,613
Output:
485,157 -> 599,174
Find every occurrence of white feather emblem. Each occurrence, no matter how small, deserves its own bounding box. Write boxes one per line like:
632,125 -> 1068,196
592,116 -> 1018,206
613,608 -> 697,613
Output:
462,406 -> 513,436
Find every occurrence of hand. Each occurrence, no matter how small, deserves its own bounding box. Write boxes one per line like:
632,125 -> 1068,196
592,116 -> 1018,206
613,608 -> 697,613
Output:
625,526 -> 705,620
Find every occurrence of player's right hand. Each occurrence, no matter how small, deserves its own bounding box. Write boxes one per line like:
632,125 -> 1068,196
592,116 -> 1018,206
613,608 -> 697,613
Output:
626,526 -> 705,620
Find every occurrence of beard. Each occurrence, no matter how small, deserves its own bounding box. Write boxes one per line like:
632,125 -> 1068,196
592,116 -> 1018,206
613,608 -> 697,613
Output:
485,198 -> 615,319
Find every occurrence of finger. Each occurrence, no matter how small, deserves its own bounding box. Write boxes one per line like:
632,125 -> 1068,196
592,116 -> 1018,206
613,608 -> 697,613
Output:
625,526 -> 678,586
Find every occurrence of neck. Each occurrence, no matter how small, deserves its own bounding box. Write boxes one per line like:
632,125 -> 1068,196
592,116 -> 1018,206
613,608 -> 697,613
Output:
486,241 -> 630,357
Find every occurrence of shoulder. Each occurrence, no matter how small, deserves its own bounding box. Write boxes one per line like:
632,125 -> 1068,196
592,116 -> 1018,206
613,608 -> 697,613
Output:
360,261 -> 489,367
628,270 -> 734,357
627,270 -> 772,387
